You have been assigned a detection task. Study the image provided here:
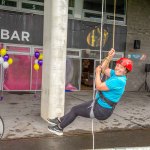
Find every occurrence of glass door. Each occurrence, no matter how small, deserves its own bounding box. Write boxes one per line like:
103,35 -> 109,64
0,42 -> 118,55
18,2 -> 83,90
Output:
81,59 -> 94,90
3,45 -> 31,91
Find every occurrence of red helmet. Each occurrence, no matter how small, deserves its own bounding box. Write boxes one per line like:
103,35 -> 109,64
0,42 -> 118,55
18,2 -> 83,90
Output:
116,58 -> 133,72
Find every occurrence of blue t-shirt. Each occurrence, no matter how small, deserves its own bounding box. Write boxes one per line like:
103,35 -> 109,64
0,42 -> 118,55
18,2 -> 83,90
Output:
96,69 -> 127,109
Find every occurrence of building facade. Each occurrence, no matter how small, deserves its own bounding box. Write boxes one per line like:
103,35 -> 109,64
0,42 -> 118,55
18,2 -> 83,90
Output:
0,0 -> 149,91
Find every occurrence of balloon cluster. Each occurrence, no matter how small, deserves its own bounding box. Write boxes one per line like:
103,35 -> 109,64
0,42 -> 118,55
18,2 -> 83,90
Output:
34,51 -> 43,71
0,48 -> 13,69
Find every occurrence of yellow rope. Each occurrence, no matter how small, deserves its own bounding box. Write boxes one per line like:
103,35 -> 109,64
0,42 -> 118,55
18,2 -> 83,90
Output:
99,0 -> 104,63
101,57 -> 111,74
112,0 -> 116,49
101,0 -> 116,72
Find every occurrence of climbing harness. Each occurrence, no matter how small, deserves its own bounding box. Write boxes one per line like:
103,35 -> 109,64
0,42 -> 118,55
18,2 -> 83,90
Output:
99,91 -> 117,107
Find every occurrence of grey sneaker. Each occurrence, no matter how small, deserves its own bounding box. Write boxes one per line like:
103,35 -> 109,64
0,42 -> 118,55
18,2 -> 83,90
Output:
47,118 -> 60,126
48,125 -> 63,136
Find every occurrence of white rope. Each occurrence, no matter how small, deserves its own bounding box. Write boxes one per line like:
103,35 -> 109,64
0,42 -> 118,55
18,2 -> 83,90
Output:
99,0 -> 104,62
91,0 -> 116,149
91,0 -> 104,149
92,119 -> 94,150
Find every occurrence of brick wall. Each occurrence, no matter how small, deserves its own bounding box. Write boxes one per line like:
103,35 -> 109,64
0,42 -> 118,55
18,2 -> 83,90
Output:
125,0 -> 150,91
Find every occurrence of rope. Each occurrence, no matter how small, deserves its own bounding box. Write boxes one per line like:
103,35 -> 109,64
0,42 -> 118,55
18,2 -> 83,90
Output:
92,119 -> 94,150
91,0 -> 116,149
112,0 -> 116,48
99,0 -> 104,62
91,0 -> 104,149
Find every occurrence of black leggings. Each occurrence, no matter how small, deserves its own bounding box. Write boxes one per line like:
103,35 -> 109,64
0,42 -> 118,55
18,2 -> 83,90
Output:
59,100 -> 114,129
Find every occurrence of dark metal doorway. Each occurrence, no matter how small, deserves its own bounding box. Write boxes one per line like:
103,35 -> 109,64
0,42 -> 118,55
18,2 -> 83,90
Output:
81,59 -> 94,90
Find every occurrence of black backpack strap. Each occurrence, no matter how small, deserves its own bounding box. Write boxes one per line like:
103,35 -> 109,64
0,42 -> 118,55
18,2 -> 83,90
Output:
99,91 -> 117,108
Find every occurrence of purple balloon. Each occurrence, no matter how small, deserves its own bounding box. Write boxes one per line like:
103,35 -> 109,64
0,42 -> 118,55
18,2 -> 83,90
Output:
34,51 -> 40,59
3,54 -> 9,61
38,59 -> 43,66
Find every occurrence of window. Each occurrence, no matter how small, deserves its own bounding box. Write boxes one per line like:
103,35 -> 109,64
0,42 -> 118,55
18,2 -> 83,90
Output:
69,0 -> 75,8
83,0 -> 126,15
0,0 -> 17,7
68,9 -> 73,15
68,0 -> 74,17
28,0 -> 44,2
83,0 -> 102,12
22,3 -> 44,11
0,0 -> 44,14
82,0 -> 126,24
84,13 -> 101,19
106,0 -> 126,15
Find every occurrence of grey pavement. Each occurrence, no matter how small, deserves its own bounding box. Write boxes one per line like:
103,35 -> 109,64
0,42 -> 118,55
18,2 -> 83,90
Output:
1,128 -> 150,150
0,91 -> 150,140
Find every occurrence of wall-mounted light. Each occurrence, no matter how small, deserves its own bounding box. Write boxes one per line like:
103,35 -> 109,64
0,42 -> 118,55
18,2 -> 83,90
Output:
134,40 -> 141,49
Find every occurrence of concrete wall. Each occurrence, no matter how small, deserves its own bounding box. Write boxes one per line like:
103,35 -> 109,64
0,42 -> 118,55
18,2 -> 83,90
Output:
126,0 -> 150,91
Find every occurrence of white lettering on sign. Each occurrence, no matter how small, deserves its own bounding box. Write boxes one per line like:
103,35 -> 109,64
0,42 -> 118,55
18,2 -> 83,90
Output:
1,29 -> 30,42
22,31 -> 30,41
10,30 -> 20,41
1,29 -> 9,39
